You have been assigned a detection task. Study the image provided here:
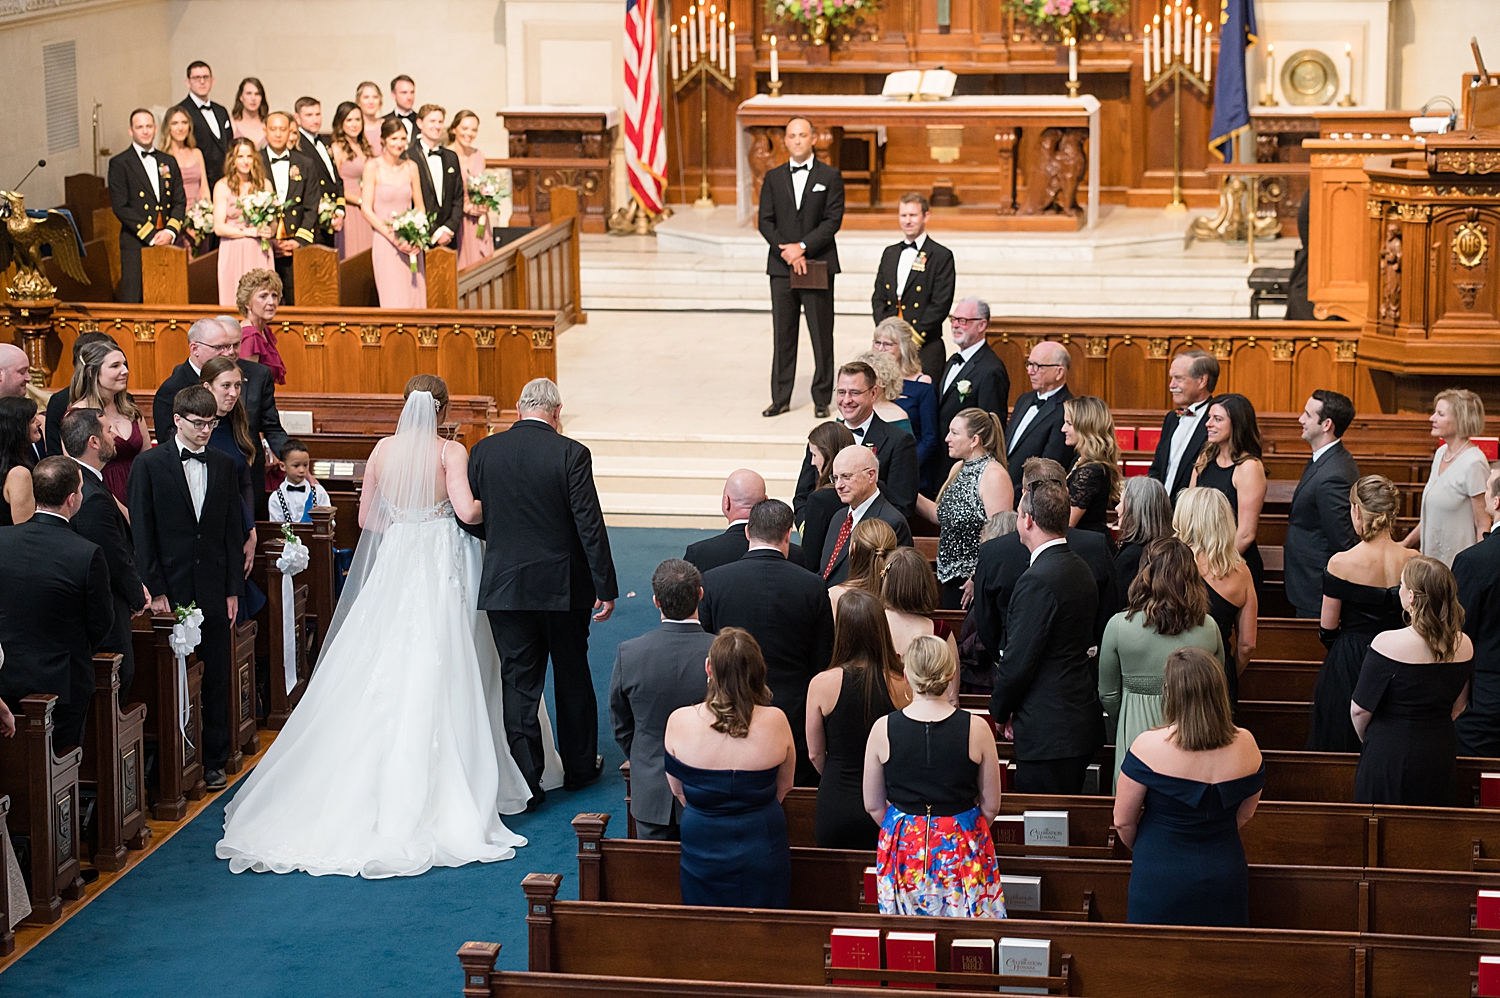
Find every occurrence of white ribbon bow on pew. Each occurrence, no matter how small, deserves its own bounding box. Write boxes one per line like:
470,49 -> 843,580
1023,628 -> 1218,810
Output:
276,531 -> 311,695
168,605 -> 204,747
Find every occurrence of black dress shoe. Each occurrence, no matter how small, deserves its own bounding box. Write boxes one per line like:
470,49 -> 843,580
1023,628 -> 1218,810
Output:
762,402 -> 790,417
80,868 -> 100,885
564,755 -> 605,792
524,789 -> 546,813
204,769 -> 227,789
814,405 -> 830,419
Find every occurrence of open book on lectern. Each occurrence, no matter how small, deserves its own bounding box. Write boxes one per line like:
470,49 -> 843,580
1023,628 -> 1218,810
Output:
881,68 -> 958,101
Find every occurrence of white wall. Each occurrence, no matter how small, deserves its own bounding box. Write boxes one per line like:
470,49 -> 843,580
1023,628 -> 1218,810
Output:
1393,0 -> 1500,110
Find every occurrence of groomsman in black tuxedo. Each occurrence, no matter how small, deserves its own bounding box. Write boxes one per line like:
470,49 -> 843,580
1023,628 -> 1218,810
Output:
261,112 -> 317,304
925,296 -> 1011,496
62,409 -> 148,705
0,458 -> 114,750
1146,349 -> 1217,501
872,193 -> 957,380
1284,390 -> 1361,618
293,97 -> 345,247
384,75 -> 419,143
1455,469 -> 1500,758
1003,340 -> 1074,493
759,117 -> 845,418
177,61 -> 233,190
107,109 -> 185,302
792,361 -> 920,519
407,105 -> 464,250
128,386 -> 247,790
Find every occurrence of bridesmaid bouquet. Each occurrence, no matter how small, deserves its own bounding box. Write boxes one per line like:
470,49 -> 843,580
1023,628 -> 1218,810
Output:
390,207 -> 433,273
317,194 -> 338,234
237,189 -> 284,251
184,198 -> 215,245
465,170 -> 509,239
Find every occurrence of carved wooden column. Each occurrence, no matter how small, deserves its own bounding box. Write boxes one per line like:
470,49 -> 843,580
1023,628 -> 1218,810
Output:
6,297 -> 60,387
995,129 -> 1018,214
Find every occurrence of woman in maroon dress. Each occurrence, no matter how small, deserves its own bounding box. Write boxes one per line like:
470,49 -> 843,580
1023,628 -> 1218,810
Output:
67,340 -> 152,506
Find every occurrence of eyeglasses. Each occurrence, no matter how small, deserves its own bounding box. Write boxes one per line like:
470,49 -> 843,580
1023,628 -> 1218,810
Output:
181,416 -> 219,430
1025,361 -> 1064,371
834,388 -> 872,400
949,315 -> 982,325
189,73 -> 213,82
830,472 -> 871,485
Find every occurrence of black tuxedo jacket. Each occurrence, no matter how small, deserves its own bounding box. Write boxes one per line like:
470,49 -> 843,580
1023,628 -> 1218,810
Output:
468,419 -> 617,612
297,129 -> 345,213
871,236 -> 956,346
384,109 -> 418,143
819,493 -> 915,585
154,359 -> 288,489
261,146 -> 318,245
1146,405 -> 1211,500
127,438 -> 246,613
177,97 -> 234,188
684,523 -> 801,575
1003,387 -> 1075,491
990,542 -> 1104,761
972,527 -> 1118,664
0,514 -> 113,713
1455,529 -> 1500,756
758,158 -> 844,278
74,468 -> 147,654
793,412 -> 921,520
108,147 -> 186,247
44,386 -> 69,456
407,141 -> 465,241
1283,442 -> 1362,616
925,343 -> 1012,490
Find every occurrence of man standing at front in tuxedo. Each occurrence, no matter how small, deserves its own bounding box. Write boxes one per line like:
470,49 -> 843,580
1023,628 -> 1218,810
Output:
108,109 -> 184,303
759,117 -> 844,418
1004,340 -> 1075,493
261,113 -> 317,305
1147,349 -> 1217,502
924,297 -> 1010,496
384,75 -> 419,143
1284,390 -> 1361,618
178,61 -> 233,191
407,105 -> 463,251
872,193 -> 956,380
294,97 -> 345,247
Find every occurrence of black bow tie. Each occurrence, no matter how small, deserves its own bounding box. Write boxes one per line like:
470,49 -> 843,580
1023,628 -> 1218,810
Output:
268,153 -> 289,163
180,449 -> 207,463
284,484 -> 307,492
903,241 -> 918,249
850,425 -> 866,438
400,112 -> 415,121
790,163 -> 810,173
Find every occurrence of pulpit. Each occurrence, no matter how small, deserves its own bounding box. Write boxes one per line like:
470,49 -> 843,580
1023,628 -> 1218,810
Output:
497,106 -> 618,234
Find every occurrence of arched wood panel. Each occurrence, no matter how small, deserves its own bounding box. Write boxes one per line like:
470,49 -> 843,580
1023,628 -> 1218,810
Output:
1226,341 -> 1272,403
438,331 -> 479,396
380,331 -> 418,391
1291,342 -> 1336,409
1106,340 -> 1149,408
277,326 -> 308,392
323,328 -> 362,393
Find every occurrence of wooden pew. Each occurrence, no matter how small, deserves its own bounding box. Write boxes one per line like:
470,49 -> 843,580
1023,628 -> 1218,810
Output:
1235,700 -> 1313,751
128,615 -> 206,819
260,539 -> 314,729
225,620 -> 260,773
1251,618 -> 1324,663
80,653 -> 150,871
265,508 -> 338,661
0,695 -> 85,924
0,796 -> 12,955
1240,659 -> 1319,701
518,872 -> 1500,997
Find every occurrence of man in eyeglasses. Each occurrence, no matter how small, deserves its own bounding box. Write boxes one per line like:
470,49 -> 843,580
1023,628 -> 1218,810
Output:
792,361 -> 919,521
923,296 -> 1010,497
1003,341 -> 1075,493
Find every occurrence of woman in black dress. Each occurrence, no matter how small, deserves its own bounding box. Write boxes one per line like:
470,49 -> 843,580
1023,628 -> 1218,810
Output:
1190,394 -> 1266,596
806,589 -> 911,850
0,396 -> 40,526
797,421 -> 856,573
1308,476 -> 1415,752
1061,395 -> 1121,553
1173,487 -> 1258,705
1114,476 -> 1173,605
1352,556 -> 1473,805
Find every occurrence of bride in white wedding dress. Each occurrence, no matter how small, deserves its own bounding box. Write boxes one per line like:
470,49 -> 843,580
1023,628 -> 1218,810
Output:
216,382 -> 543,878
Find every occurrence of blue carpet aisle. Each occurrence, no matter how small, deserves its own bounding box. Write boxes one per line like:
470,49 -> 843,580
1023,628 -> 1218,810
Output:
0,527 -> 717,998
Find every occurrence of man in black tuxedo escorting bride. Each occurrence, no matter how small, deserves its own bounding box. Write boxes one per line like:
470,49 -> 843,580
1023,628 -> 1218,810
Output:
469,377 -> 618,809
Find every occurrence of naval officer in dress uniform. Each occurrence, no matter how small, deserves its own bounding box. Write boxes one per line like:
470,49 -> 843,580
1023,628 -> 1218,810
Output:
108,109 -> 186,303
871,192 -> 956,381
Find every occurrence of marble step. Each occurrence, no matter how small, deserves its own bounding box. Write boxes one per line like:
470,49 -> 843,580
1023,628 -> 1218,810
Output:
592,455 -> 801,497
571,430 -> 811,462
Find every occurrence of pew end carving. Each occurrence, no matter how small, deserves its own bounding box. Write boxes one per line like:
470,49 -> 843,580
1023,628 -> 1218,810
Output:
80,653 -> 149,871
225,620 -> 260,773
522,872 -> 564,973
128,615 -> 206,819
0,694 -> 85,924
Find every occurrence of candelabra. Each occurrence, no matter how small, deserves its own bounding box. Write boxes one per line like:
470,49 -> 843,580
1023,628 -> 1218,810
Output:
670,4 -> 737,209
1142,0 -> 1213,213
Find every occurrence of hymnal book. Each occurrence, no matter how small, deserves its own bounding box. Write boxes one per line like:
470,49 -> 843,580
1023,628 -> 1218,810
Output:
1481,955 -> 1500,997
1123,460 -> 1152,478
1136,426 -> 1162,450
967,708 -> 997,739
1475,436 -> 1499,460
1479,890 -> 1500,930
950,938 -> 995,975
863,866 -> 878,905
884,931 -> 936,990
1114,426 -> 1137,451
999,937 -> 1051,995
789,259 -> 829,290
993,814 -> 1025,847
881,69 -> 958,101
829,927 -> 881,988
280,409 -> 314,434
1000,875 -> 1042,912
1024,810 -> 1069,848
1482,772 -> 1500,807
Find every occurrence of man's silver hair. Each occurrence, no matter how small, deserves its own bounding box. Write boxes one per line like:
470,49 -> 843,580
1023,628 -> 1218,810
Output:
957,296 -> 990,322
215,314 -> 241,332
517,377 -> 562,413
187,317 -> 224,343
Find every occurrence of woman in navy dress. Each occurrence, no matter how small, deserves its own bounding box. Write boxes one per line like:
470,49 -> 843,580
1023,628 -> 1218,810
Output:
199,357 -> 265,619
871,318 -> 938,486
1115,646 -> 1264,927
664,627 -> 795,908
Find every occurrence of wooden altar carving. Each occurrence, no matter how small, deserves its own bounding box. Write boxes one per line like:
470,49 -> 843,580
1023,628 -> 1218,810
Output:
1017,128 -> 1088,215
498,107 -> 617,234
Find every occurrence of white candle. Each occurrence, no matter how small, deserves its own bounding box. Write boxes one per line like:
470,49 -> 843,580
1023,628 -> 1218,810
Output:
1204,23 -> 1212,81
1153,16 -> 1161,75
770,34 -> 778,83
1345,43 -> 1354,102
708,5 -> 716,64
698,3 -> 707,59
720,14 -> 728,72
728,21 -> 736,79
686,13 -> 695,64
1266,44 -> 1275,102
1143,25 -> 1152,83
1161,12 -> 1170,64
670,25 -> 679,79
1068,36 -> 1078,83
1193,15 -> 1202,74
1174,2 -> 1182,58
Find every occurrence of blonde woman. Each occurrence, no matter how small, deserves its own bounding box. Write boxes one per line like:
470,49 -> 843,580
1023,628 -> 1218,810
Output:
1062,395 -> 1123,548
871,318 -> 938,476
1352,556 -> 1472,805
1403,389 -> 1490,566
355,80 -> 386,154
855,350 -> 912,435
1173,487 -> 1257,703
212,137 -> 274,308
917,408 -> 1011,608
829,517 -> 899,616
159,107 -> 206,249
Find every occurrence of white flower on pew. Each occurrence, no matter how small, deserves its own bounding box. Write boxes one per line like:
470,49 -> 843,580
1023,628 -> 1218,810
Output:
169,602 -> 204,746
276,525 -> 311,695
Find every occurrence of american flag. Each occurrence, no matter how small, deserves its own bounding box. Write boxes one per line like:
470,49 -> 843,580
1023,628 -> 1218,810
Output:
624,0 -> 667,215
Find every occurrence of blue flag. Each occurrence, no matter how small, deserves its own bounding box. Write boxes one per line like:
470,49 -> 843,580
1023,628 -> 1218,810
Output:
1209,0 -> 1258,160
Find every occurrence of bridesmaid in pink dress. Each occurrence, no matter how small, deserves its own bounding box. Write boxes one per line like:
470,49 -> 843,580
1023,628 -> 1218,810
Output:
231,77 -> 268,148
446,110 -> 494,271
362,118 -> 427,308
161,107 -> 208,251
330,101 -> 375,260
214,138 -> 275,307
356,81 -> 385,156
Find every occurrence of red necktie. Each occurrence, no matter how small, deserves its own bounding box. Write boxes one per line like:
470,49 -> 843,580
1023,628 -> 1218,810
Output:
823,515 -> 854,579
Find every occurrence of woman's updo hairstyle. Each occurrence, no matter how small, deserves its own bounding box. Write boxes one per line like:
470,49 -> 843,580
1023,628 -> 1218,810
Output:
903,633 -> 955,697
404,374 -> 449,418
1350,475 -> 1401,542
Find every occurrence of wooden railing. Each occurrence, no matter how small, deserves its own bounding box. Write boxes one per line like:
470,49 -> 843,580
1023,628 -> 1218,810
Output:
442,185 -> 585,329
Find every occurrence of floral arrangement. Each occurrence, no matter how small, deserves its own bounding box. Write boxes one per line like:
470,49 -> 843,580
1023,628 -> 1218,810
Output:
173,602 -> 201,625
1007,0 -> 1126,39
389,207 -> 433,273
767,0 -> 877,30
317,193 -> 339,233
184,198 -> 214,245
236,189 -> 283,251
465,170 -> 510,239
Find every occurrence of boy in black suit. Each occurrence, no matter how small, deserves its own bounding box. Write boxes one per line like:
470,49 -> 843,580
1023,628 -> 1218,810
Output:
294,97 -> 345,247
128,386 -> 247,789
178,61 -> 234,190
758,116 -> 845,418
407,104 -> 464,249
871,193 -> 956,379
261,112 -> 318,304
1003,340 -> 1074,492
107,109 -> 185,303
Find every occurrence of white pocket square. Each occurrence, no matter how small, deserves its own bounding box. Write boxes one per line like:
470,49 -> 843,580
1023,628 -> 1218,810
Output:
812,183 -> 827,192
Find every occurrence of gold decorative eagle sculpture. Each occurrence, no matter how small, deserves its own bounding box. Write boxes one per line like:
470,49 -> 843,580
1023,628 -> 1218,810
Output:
0,190 -> 89,301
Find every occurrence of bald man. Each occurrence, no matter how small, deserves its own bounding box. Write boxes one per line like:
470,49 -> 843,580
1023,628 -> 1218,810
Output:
819,446 -> 913,586
0,344 -> 30,398
684,469 -> 801,573
1003,340 -> 1076,492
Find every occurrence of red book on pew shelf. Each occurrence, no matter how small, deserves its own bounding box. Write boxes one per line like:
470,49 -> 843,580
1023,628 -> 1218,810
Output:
1479,890 -> 1500,930
1123,460 -> 1151,478
1136,426 -> 1161,450
1480,955 -> 1500,997
885,931 -> 936,990
950,938 -> 995,975
1475,436 -> 1499,461
993,814 -> 1024,847
1482,773 -> 1500,808
829,928 -> 881,988
1114,427 -> 1136,451
863,866 -> 877,905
